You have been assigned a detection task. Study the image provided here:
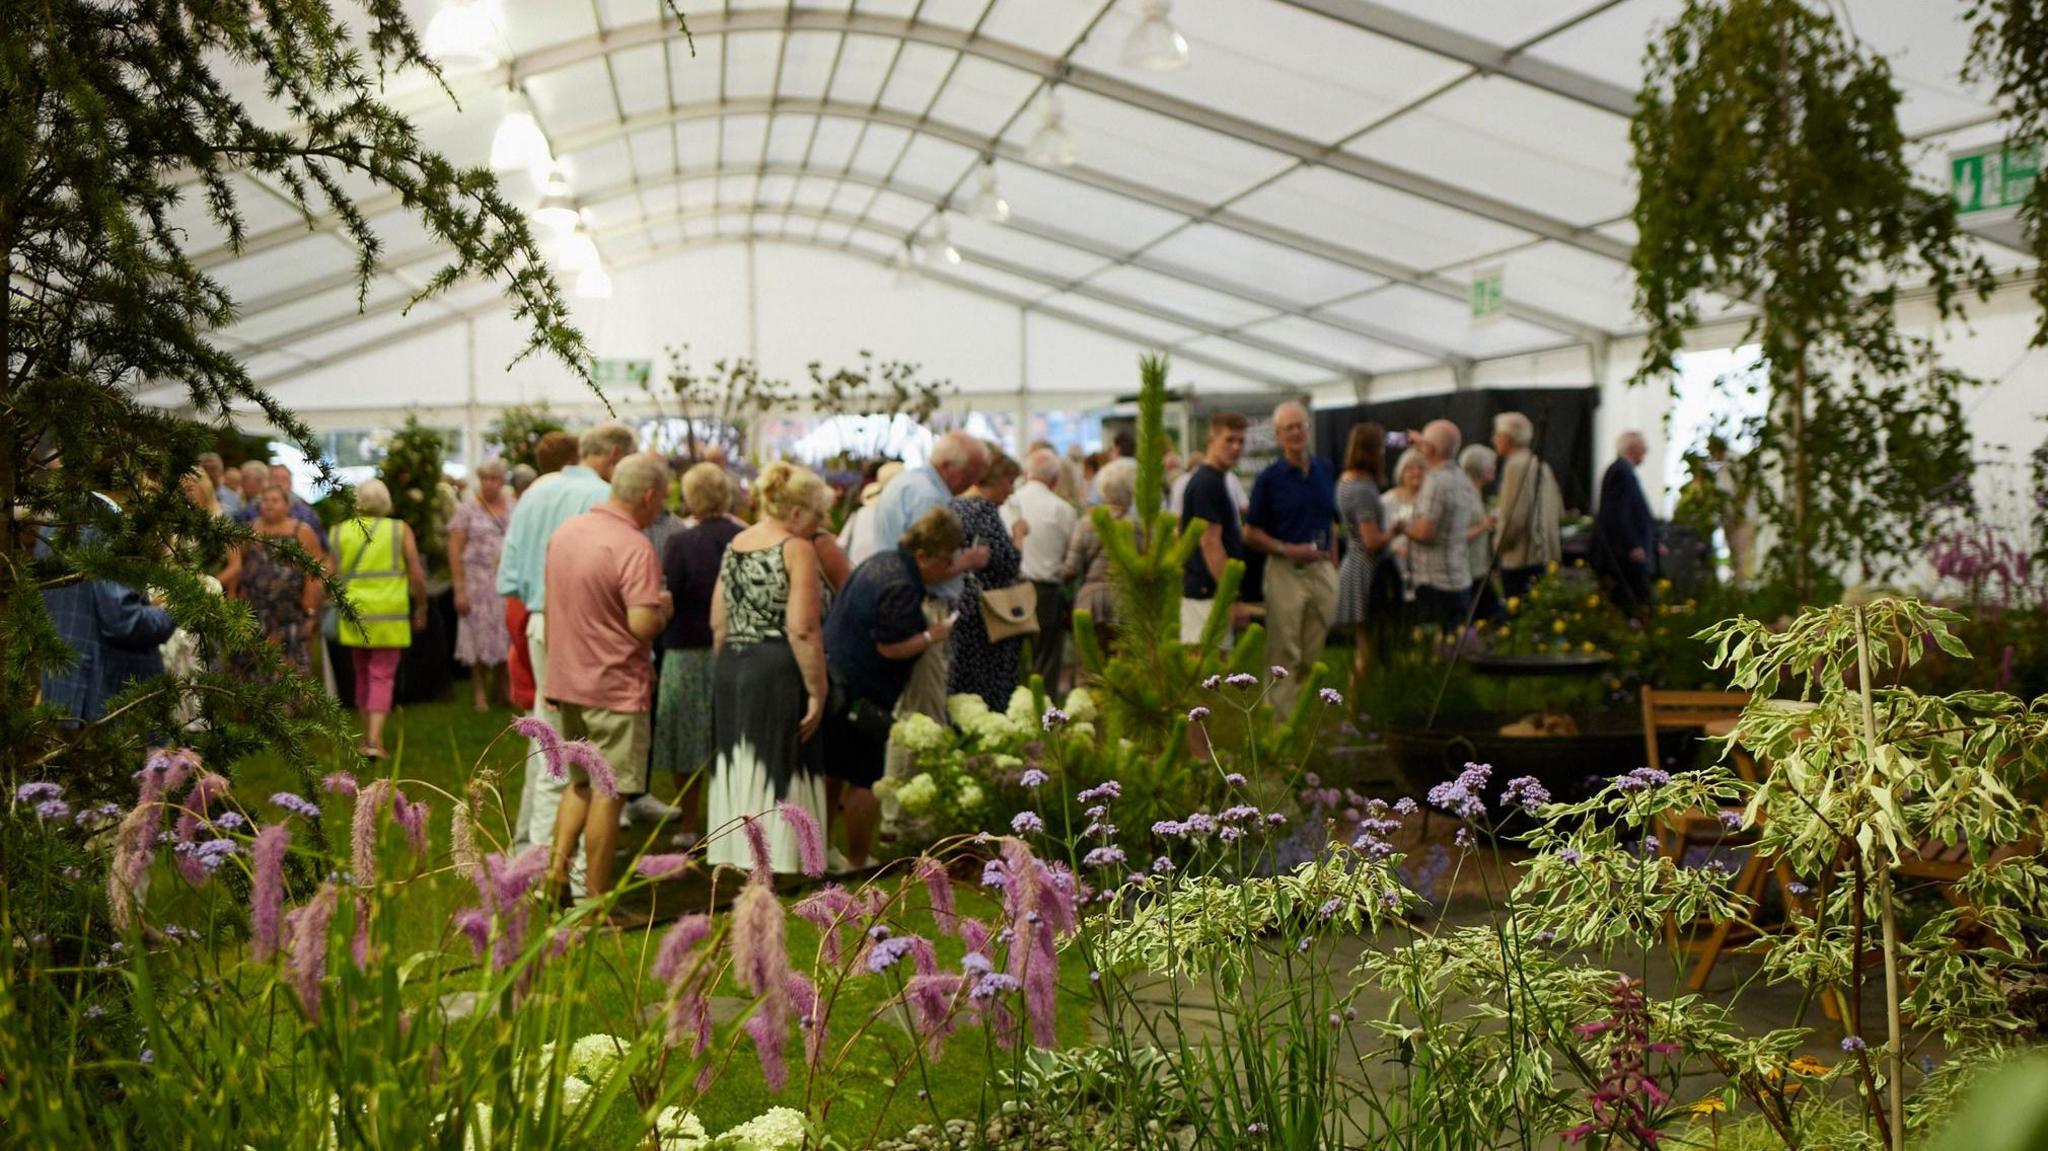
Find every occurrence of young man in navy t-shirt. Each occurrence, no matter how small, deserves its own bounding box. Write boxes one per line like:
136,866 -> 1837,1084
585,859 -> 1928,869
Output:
1178,411 -> 1249,645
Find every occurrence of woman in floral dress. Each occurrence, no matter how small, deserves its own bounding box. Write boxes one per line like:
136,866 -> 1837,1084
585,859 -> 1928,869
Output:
448,458 -> 517,711
231,484 -> 321,681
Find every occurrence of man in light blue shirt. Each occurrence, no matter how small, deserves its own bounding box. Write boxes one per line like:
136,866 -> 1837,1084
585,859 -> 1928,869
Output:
869,431 -> 991,601
499,421 -> 638,888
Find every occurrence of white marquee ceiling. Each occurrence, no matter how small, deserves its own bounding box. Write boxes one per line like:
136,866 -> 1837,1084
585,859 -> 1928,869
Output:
174,0 -> 2031,398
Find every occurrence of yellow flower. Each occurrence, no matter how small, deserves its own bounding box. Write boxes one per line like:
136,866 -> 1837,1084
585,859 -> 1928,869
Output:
1551,619 -> 1567,635
1787,1056 -> 1830,1077
1586,594 -> 1600,608
1581,641 -> 1597,653
1689,1098 -> 1726,1116
1506,597 -> 1521,613
1547,561 -> 1560,574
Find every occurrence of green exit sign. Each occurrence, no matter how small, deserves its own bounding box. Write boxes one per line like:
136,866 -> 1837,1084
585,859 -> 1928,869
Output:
1952,142 -> 2039,215
1470,266 -> 1505,323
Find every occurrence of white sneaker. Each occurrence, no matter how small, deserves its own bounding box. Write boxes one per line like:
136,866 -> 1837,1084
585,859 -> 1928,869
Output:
620,793 -> 682,828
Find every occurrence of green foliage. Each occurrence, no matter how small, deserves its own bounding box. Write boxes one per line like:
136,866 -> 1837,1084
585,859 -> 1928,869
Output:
805,352 -> 957,467
0,0 -> 623,802
486,402 -> 569,472
1967,1 -> 2048,347
652,345 -> 789,460
379,414 -> 453,571
1631,0 -> 1996,601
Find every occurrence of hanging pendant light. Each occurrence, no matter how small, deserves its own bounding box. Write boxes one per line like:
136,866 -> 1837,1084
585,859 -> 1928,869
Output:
491,90 -> 553,184
1025,90 -> 1078,168
424,0 -> 501,71
574,263 -> 613,300
532,163 -> 579,234
970,159 -> 1011,224
921,212 -> 961,267
552,216 -> 602,275
1122,0 -> 1190,72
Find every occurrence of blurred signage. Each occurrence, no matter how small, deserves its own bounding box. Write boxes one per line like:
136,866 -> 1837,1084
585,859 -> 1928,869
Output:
1470,266 -> 1505,324
591,357 -> 653,388
1952,142 -> 2038,215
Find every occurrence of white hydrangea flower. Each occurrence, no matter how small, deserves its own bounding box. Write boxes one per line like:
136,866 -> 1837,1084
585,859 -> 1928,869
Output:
1063,687 -> 1098,723
721,1107 -> 808,1151
565,1033 -> 628,1080
1070,721 -> 1096,740
560,1075 -> 592,1110
954,780 -> 985,811
945,693 -> 991,728
889,712 -> 951,756
872,776 -> 900,800
990,754 -> 1023,771
655,1106 -> 708,1151
896,773 -> 940,814
1005,686 -> 1037,728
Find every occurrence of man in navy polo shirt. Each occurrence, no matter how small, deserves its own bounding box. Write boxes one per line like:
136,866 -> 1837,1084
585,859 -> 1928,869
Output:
1245,401 -> 1338,712
1179,411 -> 1249,648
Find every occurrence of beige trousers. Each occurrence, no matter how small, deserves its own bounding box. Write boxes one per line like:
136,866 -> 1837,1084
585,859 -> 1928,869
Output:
1262,559 -> 1338,713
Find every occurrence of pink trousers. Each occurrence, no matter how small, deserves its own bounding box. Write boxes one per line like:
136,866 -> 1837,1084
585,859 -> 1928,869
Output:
352,647 -> 402,714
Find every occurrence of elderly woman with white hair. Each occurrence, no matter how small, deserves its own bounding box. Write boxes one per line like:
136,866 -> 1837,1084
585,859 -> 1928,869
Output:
1458,444 -> 1502,622
1490,411 -> 1563,599
448,457 -> 518,711
329,478 -> 428,759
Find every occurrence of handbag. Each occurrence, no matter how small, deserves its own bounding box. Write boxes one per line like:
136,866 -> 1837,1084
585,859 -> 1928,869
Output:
978,581 -> 1039,642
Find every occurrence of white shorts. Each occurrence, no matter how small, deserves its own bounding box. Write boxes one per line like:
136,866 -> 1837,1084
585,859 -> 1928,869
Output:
1180,597 -> 1233,650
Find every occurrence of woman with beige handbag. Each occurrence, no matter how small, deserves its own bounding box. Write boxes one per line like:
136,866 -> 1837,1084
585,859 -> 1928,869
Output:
947,448 -> 1032,709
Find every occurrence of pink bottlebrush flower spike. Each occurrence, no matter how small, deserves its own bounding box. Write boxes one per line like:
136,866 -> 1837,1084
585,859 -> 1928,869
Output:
249,824 -> 291,962
322,771 -> 358,796
792,885 -> 858,963
450,800 -> 481,879
653,914 -> 713,985
284,883 -> 339,1021
350,779 -> 392,888
562,740 -> 618,798
635,854 -> 693,880
742,815 -> 773,877
513,716 -> 567,781
778,802 -> 824,878
916,857 -> 957,934
171,773 -> 232,885
392,790 -> 430,858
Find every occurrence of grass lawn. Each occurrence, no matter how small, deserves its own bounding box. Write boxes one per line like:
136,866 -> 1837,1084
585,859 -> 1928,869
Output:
218,698 -> 1091,1143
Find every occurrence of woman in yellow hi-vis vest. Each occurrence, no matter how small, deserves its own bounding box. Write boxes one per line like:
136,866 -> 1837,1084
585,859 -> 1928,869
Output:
329,479 -> 427,759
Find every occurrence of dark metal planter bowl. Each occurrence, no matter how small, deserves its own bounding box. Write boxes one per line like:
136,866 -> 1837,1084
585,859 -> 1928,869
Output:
1387,711 -> 1686,806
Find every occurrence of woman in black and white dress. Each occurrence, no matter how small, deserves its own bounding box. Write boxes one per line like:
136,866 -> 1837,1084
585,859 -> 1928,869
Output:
947,448 -> 1025,710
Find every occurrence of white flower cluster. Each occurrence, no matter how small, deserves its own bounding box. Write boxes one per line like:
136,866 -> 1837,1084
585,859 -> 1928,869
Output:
655,1106 -> 708,1151
888,711 -> 952,756
719,1106 -> 808,1151
1062,687 -> 1098,724
947,693 -> 1028,744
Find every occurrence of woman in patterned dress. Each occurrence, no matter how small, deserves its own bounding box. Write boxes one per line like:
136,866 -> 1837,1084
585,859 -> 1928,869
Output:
230,483 -> 322,681
706,461 -> 833,877
1334,423 -> 1392,682
655,462 -> 742,847
947,448 -> 1026,710
447,458 -> 517,711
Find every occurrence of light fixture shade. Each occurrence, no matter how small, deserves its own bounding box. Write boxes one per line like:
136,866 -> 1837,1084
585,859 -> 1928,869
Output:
892,242 -> 919,287
970,162 -> 1011,224
553,226 -> 601,275
490,93 -> 553,183
531,163 -> 579,234
1025,94 -> 1077,168
574,264 -> 613,300
1122,0 -> 1190,72
922,213 -> 962,267
424,0 -> 501,71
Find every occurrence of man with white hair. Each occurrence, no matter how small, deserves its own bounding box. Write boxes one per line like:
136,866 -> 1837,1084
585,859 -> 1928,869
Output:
1595,430 -> 1658,612
543,451 -> 674,904
1490,411 -> 1562,599
1399,419 -> 1485,630
1244,401 -> 1338,711
497,419 -> 639,892
868,430 -> 991,600
1003,447 -> 1079,690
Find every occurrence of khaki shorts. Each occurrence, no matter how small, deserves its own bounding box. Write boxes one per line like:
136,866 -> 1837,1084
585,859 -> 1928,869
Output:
555,703 -> 650,796
1179,596 -> 1235,651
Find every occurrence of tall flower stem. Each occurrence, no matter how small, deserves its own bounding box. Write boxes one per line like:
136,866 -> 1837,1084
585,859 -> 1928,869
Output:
1853,607 -> 1905,1151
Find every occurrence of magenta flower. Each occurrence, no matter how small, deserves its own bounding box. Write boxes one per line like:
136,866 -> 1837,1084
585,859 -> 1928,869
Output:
513,716 -> 567,781
915,858 -> 957,935
903,973 -> 965,1055
778,802 -> 825,878
653,914 -> 713,985
321,771 -> 357,796
249,824 -> 291,962
635,854 -> 694,880
742,815 -> 773,876
284,883 -> 338,1021
743,1003 -> 790,1091
349,779 -> 395,889
788,970 -> 827,1067
562,740 -> 618,798
731,882 -> 789,999
793,885 -> 859,962
392,790 -> 430,857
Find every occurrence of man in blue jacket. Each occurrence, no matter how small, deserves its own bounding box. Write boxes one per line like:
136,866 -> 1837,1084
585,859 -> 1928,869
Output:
1594,430 -> 1659,613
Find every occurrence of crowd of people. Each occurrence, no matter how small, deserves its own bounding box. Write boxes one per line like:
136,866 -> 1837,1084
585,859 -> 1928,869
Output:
44,408 -> 1675,903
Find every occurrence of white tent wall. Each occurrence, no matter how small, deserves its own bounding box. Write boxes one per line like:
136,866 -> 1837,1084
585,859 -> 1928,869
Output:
227,241 -> 1288,458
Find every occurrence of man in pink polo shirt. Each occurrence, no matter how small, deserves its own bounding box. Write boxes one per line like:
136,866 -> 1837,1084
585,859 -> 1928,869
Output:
544,452 -> 674,900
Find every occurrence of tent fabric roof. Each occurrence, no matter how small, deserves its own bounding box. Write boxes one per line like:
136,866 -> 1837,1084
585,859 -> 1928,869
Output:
180,0 -> 2026,397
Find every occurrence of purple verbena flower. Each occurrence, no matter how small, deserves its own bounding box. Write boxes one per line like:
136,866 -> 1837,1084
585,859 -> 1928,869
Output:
1318,687 -> 1343,706
1187,706 -> 1211,722
1426,762 -> 1492,820
1269,665 -> 1289,680
1202,675 -> 1222,690
1225,673 -> 1258,688
1841,1035 -> 1867,1053
16,781 -> 62,804
1011,811 -> 1046,834
1075,781 -> 1121,804
1224,772 -> 1246,787
1019,768 -> 1049,788
1041,707 -> 1070,731
270,792 -> 321,819
1083,846 -> 1127,869
1500,776 -> 1551,810
34,799 -> 71,823
1614,766 -> 1672,792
